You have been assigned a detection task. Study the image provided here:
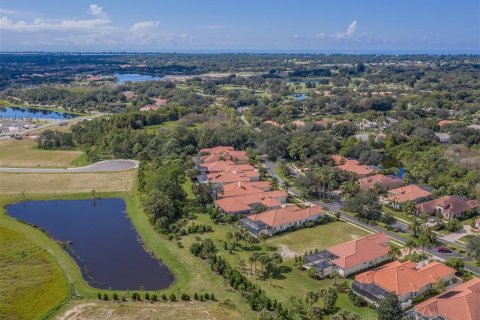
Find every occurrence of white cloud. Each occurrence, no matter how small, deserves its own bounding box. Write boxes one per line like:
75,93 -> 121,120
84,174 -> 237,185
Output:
331,20 -> 358,40
130,21 -> 160,33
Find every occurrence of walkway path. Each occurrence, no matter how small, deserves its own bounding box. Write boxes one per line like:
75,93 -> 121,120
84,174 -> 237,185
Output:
0,159 -> 139,173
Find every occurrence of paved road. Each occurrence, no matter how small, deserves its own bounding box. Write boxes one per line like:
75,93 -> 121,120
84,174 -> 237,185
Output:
0,159 -> 139,173
263,159 -> 480,276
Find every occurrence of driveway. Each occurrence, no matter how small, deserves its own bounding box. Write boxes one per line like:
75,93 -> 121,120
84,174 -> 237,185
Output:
440,225 -> 474,243
0,159 -> 139,173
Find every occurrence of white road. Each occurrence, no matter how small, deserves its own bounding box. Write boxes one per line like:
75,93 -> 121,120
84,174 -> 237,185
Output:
0,159 -> 139,173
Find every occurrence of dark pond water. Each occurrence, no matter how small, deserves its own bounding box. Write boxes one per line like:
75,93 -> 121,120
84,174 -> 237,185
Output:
0,106 -> 78,120
114,73 -> 163,83
7,198 -> 174,290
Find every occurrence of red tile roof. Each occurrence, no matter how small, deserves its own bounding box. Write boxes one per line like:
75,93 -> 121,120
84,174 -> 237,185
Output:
415,278 -> 480,320
358,174 -> 404,191
246,205 -> 325,227
438,120 -> 456,127
335,163 -> 375,177
416,195 -> 479,217
355,261 -> 455,296
207,171 -> 254,184
327,233 -> 390,270
214,190 -> 287,214
387,184 -> 432,204
221,181 -> 270,198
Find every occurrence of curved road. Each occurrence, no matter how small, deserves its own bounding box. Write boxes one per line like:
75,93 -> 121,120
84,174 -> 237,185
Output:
0,159 -> 139,173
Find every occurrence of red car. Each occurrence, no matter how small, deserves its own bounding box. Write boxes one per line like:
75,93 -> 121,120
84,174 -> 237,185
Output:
436,246 -> 453,253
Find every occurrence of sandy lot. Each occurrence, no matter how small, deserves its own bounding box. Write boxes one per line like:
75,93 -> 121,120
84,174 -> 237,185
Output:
56,301 -> 244,320
0,170 -> 135,194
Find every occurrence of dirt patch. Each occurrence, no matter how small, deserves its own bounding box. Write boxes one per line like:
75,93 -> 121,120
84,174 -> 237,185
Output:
56,301 -> 244,320
444,144 -> 480,170
278,245 -> 298,259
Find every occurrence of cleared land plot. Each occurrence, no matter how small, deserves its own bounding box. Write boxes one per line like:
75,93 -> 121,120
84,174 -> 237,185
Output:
55,301 -> 244,320
0,224 -> 68,320
0,138 -> 82,168
0,170 -> 136,194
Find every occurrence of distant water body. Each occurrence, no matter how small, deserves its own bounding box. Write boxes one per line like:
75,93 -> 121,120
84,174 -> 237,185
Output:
114,73 -> 163,83
0,106 -> 77,120
7,198 -> 174,290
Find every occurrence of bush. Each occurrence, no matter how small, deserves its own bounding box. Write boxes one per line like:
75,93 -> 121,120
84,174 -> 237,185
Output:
210,293 -> 215,301
145,292 -> 150,300
194,292 -> 199,300
112,292 -> 118,300
151,294 -> 157,301
162,293 -> 167,301
103,293 -> 109,301
348,290 -> 367,307
169,293 -> 177,302
97,292 -> 102,300
204,293 -> 210,300
181,293 -> 190,301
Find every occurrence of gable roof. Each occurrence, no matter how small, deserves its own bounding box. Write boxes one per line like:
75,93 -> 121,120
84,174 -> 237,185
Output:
358,174 -> 404,191
388,184 -> 432,203
207,171 -> 253,184
221,181 -> 269,198
214,190 -> 287,214
355,261 -> 455,296
438,120 -> 456,127
327,233 -> 390,269
246,205 -> 325,228
335,163 -> 375,176
416,195 -> 479,216
415,278 -> 480,320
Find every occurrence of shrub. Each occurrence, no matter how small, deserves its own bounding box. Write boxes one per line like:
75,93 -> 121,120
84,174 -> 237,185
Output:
112,292 -> 118,300
348,290 -> 367,307
151,294 -> 157,301
145,292 -> 150,300
204,293 -> 210,300
169,293 -> 177,302
103,293 -> 109,301
194,292 -> 199,300
97,292 -> 102,300
162,294 -> 167,301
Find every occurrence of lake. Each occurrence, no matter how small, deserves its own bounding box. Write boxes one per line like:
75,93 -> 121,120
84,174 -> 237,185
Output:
114,73 -> 163,83
0,106 -> 78,120
7,198 -> 174,290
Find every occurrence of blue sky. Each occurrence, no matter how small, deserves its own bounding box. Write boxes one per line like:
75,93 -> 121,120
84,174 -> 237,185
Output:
0,0 -> 479,52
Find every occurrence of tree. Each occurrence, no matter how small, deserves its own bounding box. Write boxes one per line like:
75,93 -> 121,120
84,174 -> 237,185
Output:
402,200 -> 417,215
404,239 -> 418,255
377,293 -> 403,320
340,181 -> 360,199
258,232 -> 270,250
466,235 -> 480,260
308,306 -> 324,320
344,189 -> 382,221
408,218 -> 424,238
419,226 -> 437,251
331,310 -> 362,320
318,287 -> 337,313
388,244 -> 402,261
445,219 -> 462,232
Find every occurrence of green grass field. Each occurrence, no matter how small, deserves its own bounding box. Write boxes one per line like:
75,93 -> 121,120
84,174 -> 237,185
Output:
0,224 -> 69,320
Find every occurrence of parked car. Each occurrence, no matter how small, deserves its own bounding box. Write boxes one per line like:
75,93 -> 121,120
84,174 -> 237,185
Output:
436,246 -> 453,253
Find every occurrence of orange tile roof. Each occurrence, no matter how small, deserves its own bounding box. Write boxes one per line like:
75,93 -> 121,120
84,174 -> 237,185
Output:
327,233 -> 390,269
335,163 -> 375,176
358,174 -> 404,191
246,205 -> 325,227
331,154 -> 360,166
355,261 -> 455,296
416,195 -> 479,216
201,150 -> 249,163
388,184 -> 432,204
224,181 -> 271,191
221,182 -> 269,198
214,190 -> 287,214
438,120 -> 456,127
201,160 -> 236,172
415,278 -> 480,320
207,171 -> 253,184
200,146 -> 234,154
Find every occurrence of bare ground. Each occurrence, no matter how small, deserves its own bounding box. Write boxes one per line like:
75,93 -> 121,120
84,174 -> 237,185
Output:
56,301 -> 244,320
0,170 -> 135,194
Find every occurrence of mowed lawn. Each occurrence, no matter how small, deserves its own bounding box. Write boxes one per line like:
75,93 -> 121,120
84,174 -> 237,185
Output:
0,138 -> 82,168
55,300 -> 245,320
0,224 -> 68,320
184,213 -> 376,319
0,170 -> 136,194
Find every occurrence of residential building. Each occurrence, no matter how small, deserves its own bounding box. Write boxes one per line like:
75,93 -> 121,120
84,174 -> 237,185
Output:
220,181 -> 271,199
199,146 -> 249,164
438,120 -> 456,128
240,205 -> 325,236
357,174 -> 404,192
381,184 -> 432,209
352,261 -> 456,306
214,190 -> 288,215
303,233 -> 390,278
415,195 -> 479,220
414,277 -> 480,320
331,155 -> 375,178
207,170 -> 259,184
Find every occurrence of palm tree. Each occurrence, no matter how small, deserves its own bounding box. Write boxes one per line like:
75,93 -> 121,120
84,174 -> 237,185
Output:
408,218 -> 424,238
389,244 -> 402,261
258,232 -> 269,250
225,230 -> 233,245
331,268 -> 340,286
405,239 -> 418,255
419,226 -> 437,251
281,180 -> 291,192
